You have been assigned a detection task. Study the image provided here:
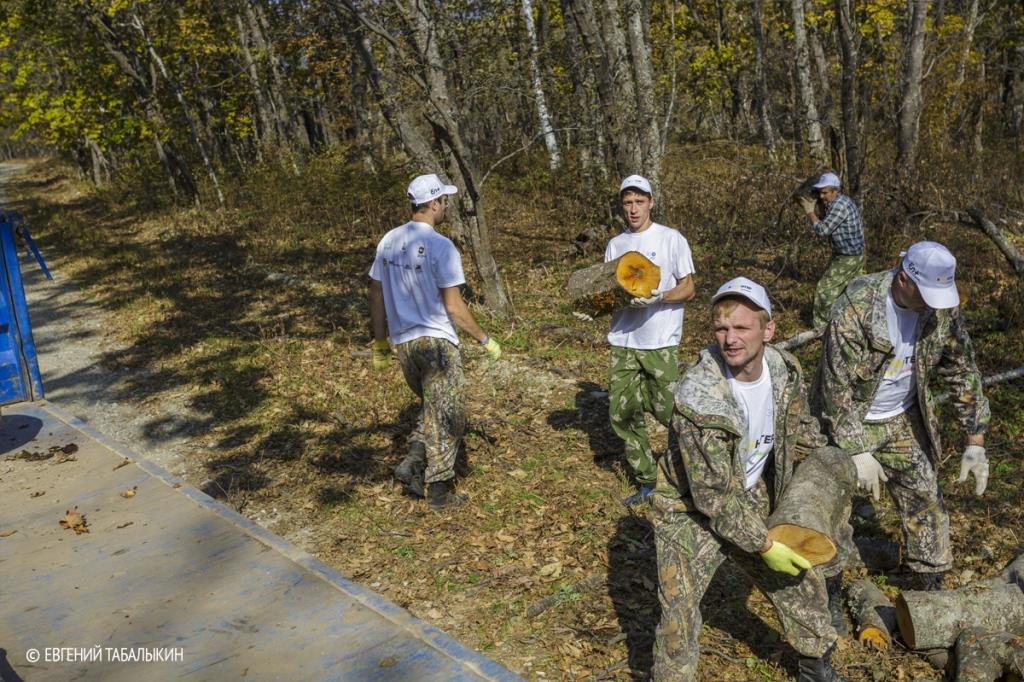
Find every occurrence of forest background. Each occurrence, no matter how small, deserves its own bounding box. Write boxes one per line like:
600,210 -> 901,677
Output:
2,0 -> 1024,679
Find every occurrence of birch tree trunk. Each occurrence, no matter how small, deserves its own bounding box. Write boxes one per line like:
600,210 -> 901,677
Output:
624,0 -> 660,186
835,0 -> 863,198
790,0 -> 827,163
750,0 -> 777,152
521,0 -> 561,170
897,0 -> 929,176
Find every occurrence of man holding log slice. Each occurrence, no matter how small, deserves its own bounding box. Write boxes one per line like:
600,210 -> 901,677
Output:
650,277 -> 847,681
812,241 -> 990,591
368,173 -> 502,511
796,172 -> 865,330
605,175 -> 695,506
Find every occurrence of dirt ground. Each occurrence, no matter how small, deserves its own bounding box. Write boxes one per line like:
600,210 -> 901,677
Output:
3,157 -> 1022,681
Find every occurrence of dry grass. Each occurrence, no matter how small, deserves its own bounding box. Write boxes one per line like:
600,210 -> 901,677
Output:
5,148 -> 1023,680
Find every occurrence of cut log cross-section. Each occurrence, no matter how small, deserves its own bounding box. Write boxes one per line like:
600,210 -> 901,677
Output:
568,251 -> 661,318
896,580 -> 1024,650
766,446 -> 856,565
848,579 -> 897,650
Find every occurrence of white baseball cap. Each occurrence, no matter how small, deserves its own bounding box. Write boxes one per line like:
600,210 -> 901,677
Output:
901,241 -> 959,309
619,174 -> 653,196
408,174 -> 458,205
813,172 -> 841,189
711,277 -> 772,319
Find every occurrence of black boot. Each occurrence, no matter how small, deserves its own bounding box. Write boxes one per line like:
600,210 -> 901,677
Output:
825,575 -> 848,636
427,479 -> 466,511
797,643 -> 847,682
912,571 -> 945,591
394,442 -> 426,497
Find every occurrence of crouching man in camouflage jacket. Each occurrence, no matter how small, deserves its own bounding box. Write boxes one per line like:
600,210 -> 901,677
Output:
812,241 -> 990,590
651,277 -> 846,682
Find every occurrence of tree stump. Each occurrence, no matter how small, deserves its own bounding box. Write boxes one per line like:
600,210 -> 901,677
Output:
568,251 -> 660,318
954,627 -> 1024,682
896,582 -> 1024,650
766,446 -> 855,565
848,579 -> 897,650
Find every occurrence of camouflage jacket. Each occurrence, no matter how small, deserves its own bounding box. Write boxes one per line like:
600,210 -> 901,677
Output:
655,344 -> 828,554
812,270 -> 989,460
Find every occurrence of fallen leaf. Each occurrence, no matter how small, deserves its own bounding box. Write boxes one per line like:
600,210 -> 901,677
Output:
509,469 -> 528,480
30,491 -> 44,498
112,459 -> 132,471
426,608 -> 443,619
116,521 -> 134,529
0,530 -> 16,537
59,507 -> 89,534
120,487 -> 138,498
539,561 -> 563,578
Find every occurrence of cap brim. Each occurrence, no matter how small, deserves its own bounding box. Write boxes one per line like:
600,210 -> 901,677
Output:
918,284 -> 960,309
441,184 -> 458,195
710,291 -> 771,318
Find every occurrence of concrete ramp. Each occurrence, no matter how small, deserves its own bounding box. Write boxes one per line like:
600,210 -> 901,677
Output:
0,401 -> 521,682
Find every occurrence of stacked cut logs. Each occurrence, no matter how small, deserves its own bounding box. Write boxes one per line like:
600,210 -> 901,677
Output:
568,251 -> 660,318
868,553 -> 1024,679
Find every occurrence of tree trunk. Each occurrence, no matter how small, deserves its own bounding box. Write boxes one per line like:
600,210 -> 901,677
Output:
766,446 -> 855,565
897,0 -> 929,176
236,12 -> 273,153
790,0 -> 827,163
131,12 -> 224,206
750,0 -> 776,152
966,206 -> 1024,273
521,0 -> 561,169
954,627 -> 1024,682
624,0 -> 660,186
847,579 -> 896,650
568,251 -> 660,318
834,0 -> 863,198
896,582 -> 1024,650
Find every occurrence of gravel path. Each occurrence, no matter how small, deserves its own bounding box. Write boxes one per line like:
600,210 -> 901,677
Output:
1,161 -> 203,478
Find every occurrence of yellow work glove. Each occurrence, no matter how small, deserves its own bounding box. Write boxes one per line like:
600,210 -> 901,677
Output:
481,336 -> 501,360
371,339 -> 391,371
760,540 -> 812,576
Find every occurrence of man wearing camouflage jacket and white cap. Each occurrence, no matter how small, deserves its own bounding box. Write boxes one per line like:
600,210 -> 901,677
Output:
811,241 -> 990,590
652,277 -> 847,682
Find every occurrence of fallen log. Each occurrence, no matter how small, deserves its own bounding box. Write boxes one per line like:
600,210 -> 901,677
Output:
568,251 -> 660,318
895,581 -> 1024,650
847,579 -> 897,650
766,446 -> 855,565
776,328 -> 822,351
954,627 -> 1024,682
965,206 -> 1024,274
851,537 -> 901,572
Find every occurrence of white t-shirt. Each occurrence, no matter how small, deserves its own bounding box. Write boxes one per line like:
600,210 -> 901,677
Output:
728,357 -> 775,490
605,223 -> 695,349
368,221 -> 465,345
865,292 -> 920,421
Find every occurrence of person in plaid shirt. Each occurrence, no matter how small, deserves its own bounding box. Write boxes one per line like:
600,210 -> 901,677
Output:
797,172 -> 865,329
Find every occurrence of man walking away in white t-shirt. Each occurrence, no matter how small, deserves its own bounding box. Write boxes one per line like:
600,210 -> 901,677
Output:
812,241 -> 990,591
368,174 -> 502,511
604,175 -> 695,505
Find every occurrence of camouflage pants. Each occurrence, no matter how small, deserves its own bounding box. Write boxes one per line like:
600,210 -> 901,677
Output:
651,484 -> 836,680
396,337 -> 466,485
813,253 -> 865,329
861,405 -> 951,573
608,346 -> 680,486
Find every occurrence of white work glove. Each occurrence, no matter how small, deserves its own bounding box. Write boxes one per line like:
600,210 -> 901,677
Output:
851,451 -> 889,501
798,195 -> 817,215
958,445 -> 988,496
630,289 -> 664,308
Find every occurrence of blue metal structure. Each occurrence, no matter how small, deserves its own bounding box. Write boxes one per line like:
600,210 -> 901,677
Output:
0,212 -> 43,404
